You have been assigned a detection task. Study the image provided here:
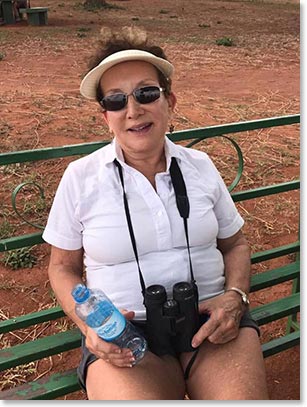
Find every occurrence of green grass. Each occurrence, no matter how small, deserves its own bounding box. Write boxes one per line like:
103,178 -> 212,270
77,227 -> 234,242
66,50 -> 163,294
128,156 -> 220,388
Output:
1,247 -> 37,270
0,220 -> 15,239
216,37 -> 234,46
81,1 -> 125,11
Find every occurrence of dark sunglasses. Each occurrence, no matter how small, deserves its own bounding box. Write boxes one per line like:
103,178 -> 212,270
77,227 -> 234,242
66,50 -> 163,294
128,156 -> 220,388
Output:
99,86 -> 165,112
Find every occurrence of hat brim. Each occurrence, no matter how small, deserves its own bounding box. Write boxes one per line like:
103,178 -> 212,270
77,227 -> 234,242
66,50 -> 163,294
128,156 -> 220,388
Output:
80,49 -> 174,100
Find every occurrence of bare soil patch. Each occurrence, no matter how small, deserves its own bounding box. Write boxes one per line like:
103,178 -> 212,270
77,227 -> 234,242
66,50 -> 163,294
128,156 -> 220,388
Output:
0,0 -> 300,400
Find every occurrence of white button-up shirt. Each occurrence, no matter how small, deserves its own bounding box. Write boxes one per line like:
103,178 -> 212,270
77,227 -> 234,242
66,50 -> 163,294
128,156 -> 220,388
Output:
43,137 -> 244,320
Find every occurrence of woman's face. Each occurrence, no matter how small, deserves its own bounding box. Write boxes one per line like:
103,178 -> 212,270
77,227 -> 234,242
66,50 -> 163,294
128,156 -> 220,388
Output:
100,60 -> 176,159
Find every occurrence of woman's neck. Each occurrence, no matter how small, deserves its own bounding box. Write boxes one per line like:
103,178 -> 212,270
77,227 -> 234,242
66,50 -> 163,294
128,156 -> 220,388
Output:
123,149 -> 166,189
125,154 -> 166,173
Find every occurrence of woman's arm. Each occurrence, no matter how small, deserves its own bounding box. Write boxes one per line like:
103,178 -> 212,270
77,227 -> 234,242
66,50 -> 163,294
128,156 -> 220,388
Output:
48,246 -> 136,367
48,246 -> 87,334
218,229 -> 251,294
192,230 -> 251,347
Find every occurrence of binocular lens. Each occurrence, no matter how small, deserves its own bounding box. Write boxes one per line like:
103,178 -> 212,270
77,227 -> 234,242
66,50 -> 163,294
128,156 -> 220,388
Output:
173,282 -> 194,300
144,284 -> 167,305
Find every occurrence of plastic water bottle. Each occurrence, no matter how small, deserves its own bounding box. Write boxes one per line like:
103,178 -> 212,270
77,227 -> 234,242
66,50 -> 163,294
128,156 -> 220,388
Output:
71,283 -> 147,364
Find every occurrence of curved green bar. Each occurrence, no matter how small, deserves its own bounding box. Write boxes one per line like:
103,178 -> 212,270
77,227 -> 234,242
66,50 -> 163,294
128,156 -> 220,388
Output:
185,134 -> 244,191
11,182 -> 46,230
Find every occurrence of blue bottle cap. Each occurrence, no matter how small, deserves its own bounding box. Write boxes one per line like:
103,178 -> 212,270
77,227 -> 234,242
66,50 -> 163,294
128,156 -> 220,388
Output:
72,283 -> 90,303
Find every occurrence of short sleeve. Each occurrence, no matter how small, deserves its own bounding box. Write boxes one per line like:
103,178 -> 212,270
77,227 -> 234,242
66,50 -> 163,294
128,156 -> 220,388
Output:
208,158 -> 244,239
42,164 -> 83,250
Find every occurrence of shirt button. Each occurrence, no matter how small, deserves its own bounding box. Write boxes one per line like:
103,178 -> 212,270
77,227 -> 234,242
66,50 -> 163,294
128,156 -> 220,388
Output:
157,210 -> 163,217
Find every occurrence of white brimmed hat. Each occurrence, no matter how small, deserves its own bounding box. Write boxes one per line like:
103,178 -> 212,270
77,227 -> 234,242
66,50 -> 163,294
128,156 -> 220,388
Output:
80,49 -> 174,100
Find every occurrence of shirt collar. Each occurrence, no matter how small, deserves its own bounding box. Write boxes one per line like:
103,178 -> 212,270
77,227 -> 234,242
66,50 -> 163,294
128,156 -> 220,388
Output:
104,136 -> 183,170
104,138 -> 124,166
164,136 -> 182,170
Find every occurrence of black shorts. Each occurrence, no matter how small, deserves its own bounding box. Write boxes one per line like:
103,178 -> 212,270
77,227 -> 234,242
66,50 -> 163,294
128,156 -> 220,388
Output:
76,309 -> 259,392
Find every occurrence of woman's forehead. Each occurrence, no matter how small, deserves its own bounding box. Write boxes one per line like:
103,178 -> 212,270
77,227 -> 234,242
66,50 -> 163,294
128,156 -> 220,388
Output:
99,60 -> 160,89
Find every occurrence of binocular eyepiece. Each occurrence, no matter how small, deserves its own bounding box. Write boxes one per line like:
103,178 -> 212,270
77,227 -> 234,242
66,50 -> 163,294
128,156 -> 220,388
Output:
144,281 -> 199,355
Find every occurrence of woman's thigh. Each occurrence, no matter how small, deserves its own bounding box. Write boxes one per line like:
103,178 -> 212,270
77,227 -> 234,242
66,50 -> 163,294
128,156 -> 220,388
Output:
181,327 -> 269,400
86,351 -> 186,400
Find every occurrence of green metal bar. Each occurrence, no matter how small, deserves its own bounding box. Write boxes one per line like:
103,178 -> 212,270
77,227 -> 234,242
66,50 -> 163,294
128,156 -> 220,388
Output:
0,307 -> 65,334
250,262 -> 300,292
0,114 -> 299,166
262,330 -> 300,358
286,275 -> 300,334
251,242 -> 300,264
1,329 -> 300,399
212,136 -> 244,192
0,141 -> 109,166
169,114 -> 300,143
0,368 -> 80,400
0,180 -> 298,251
11,182 -> 46,230
231,180 -> 300,202
0,329 -> 81,371
1,293 -> 299,371
250,293 -> 300,326
184,134 -> 245,192
287,320 -> 300,332
0,232 -> 44,252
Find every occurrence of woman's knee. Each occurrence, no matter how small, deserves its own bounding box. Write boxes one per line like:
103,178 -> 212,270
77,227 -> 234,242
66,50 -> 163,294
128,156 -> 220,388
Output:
86,352 -> 186,400
184,328 -> 269,400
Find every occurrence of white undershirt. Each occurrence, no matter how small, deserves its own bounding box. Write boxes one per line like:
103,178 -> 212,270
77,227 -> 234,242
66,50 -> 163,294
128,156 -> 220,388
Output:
43,137 -> 244,320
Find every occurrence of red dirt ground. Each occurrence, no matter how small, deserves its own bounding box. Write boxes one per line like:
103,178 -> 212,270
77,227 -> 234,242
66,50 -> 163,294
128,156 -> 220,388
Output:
0,0 -> 300,400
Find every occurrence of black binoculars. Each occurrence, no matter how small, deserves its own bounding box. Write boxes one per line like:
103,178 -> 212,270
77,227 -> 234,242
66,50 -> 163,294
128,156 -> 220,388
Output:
144,281 -> 200,355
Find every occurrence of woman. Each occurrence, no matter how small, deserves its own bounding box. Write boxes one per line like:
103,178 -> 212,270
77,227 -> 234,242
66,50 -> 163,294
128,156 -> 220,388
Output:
43,27 -> 269,400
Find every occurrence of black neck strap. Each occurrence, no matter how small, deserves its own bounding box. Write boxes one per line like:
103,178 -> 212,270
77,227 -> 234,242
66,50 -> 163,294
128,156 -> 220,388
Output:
114,157 -> 196,301
169,157 -> 196,286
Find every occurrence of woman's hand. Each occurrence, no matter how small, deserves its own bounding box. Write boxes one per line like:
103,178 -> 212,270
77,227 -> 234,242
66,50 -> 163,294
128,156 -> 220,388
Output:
192,291 -> 245,348
190,229 -> 251,348
84,310 -> 137,368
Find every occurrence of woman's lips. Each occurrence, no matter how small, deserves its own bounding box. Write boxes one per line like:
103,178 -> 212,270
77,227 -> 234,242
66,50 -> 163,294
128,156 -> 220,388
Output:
128,123 -> 153,133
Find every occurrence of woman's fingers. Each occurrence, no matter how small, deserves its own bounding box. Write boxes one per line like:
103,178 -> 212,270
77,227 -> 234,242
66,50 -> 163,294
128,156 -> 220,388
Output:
96,347 -> 136,367
192,294 -> 243,347
88,341 -> 136,367
191,316 -> 219,348
119,309 -> 135,320
85,328 -> 136,367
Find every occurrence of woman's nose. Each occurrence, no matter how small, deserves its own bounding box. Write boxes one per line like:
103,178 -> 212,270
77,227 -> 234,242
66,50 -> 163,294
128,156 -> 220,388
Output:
126,94 -> 144,118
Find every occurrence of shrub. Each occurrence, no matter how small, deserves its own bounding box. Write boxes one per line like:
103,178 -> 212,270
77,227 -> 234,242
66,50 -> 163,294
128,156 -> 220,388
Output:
1,247 -> 37,270
216,37 -> 234,46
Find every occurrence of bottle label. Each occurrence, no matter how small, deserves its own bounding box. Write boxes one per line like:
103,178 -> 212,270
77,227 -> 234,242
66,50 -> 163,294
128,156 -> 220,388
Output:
91,307 -> 126,341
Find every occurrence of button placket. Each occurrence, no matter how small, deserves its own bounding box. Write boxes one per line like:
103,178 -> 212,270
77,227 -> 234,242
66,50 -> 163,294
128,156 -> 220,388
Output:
134,171 -> 172,250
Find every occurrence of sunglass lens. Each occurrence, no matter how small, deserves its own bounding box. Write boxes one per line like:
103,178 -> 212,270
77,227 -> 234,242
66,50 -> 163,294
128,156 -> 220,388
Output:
101,87 -> 162,111
102,94 -> 127,111
135,86 -> 161,104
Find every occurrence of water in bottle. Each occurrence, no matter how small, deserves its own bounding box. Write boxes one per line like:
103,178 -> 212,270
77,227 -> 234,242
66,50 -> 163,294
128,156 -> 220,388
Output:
71,283 -> 147,364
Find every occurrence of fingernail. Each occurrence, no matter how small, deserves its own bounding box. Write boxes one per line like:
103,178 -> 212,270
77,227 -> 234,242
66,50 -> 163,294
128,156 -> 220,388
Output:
192,341 -> 198,348
115,349 -> 121,354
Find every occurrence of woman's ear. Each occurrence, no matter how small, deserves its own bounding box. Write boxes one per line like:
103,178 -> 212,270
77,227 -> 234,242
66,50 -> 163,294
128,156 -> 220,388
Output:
168,92 -> 177,112
102,110 -> 111,127
102,111 -> 113,134
102,110 -> 109,124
